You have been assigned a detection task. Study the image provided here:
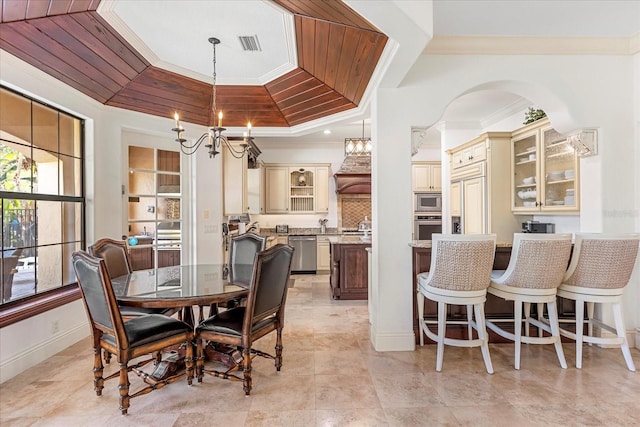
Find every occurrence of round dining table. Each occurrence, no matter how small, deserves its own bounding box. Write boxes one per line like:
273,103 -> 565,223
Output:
111,263 -> 252,325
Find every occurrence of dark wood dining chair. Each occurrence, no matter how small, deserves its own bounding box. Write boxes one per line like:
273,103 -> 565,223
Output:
72,251 -> 194,415
89,238 -> 180,363
195,243 -> 294,395
212,232 -> 267,315
228,232 -> 267,285
89,238 -> 178,317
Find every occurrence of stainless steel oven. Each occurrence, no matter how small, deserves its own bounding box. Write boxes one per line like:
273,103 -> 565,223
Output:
415,192 -> 442,212
414,215 -> 443,241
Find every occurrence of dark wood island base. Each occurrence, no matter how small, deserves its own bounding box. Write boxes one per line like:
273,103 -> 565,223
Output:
329,236 -> 371,300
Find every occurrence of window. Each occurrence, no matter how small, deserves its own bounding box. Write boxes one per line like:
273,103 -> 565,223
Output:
0,86 -> 84,308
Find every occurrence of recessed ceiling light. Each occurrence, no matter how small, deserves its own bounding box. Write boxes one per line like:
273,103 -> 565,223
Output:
323,129 -> 331,134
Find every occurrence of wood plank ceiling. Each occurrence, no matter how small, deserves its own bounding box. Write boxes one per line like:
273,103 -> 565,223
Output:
0,0 -> 388,128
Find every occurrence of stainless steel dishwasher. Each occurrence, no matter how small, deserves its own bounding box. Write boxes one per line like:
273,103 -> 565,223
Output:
288,235 -> 317,273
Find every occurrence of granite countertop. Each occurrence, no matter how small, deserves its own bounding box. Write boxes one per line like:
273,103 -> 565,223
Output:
327,235 -> 372,244
410,240 -> 513,248
259,227 -> 341,237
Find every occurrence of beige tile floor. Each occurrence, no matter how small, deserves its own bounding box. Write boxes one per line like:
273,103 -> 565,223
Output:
1,274 -> 639,426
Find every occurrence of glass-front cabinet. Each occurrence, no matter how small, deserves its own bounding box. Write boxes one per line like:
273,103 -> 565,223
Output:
511,118 -> 579,213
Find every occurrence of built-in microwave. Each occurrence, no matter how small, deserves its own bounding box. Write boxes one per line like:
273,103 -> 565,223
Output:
415,192 -> 442,213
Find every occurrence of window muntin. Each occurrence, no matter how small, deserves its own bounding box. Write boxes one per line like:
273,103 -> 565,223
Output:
0,86 -> 84,305
127,145 -> 181,269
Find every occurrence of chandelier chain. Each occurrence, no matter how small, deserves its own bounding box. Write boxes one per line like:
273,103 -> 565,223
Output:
211,39 -> 217,119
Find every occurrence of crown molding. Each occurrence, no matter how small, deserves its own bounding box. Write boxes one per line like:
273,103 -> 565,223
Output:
480,98 -> 530,129
425,34 -> 640,55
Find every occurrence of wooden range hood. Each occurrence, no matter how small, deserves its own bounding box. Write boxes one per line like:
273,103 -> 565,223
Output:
334,154 -> 371,194
334,173 -> 371,194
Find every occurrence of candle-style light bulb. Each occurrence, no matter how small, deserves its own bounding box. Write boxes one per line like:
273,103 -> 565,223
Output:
174,112 -> 180,129
218,111 -> 223,128
247,122 -> 252,137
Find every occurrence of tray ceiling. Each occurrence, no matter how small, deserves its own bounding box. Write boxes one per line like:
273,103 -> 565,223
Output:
0,0 -> 388,128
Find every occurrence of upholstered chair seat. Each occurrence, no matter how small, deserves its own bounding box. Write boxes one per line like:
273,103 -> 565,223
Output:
417,234 -> 497,373
195,243 -> 294,395
72,251 -> 194,415
485,233 -> 572,370
557,233 -> 639,371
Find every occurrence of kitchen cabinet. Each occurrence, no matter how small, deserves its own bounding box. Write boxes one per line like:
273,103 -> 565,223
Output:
511,119 -> 580,214
263,164 -> 331,214
288,167 -> 315,213
223,141 -> 248,215
462,176 -> 485,235
412,162 -> 442,191
448,132 -> 522,242
316,235 -> 331,272
451,140 -> 486,169
264,166 -> 289,213
315,167 -> 330,213
128,237 -> 154,271
157,249 -> 180,267
247,166 -> 264,214
450,181 -> 461,217
330,242 -> 370,300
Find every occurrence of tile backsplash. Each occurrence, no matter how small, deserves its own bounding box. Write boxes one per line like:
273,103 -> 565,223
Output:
339,195 -> 371,229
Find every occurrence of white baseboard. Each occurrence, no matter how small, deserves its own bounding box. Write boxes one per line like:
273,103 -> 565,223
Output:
370,328 -> 415,351
0,322 -> 89,384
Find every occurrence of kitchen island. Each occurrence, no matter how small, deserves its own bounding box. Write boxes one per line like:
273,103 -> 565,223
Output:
328,235 -> 371,300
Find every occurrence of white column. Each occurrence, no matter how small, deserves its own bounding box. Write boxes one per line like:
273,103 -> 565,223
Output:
369,88 -> 415,351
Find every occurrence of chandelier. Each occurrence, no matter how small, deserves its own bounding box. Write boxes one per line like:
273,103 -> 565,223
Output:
344,120 -> 371,156
171,37 -> 259,162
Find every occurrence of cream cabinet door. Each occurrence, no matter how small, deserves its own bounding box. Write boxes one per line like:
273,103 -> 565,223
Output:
247,167 -> 263,214
452,141 -> 486,169
450,181 -> 461,217
264,166 -> 289,213
463,176 -> 485,234
223,142 -> 247,215
430,164 -> 442,191
469,142 -> 487,164
412,162 -> 441,191
315,166 -> 330,213
316,237 -> 331,272
412,163 -> 430,191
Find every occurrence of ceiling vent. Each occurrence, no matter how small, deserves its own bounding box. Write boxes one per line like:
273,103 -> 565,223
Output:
239,35 -> 262,52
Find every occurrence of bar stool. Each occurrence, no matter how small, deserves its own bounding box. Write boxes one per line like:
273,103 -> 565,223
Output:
417,234 -> 496,373
557,233 -> 639,371
485,233 -> 572,370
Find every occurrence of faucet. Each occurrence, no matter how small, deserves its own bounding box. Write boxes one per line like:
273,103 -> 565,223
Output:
247,221 -> 259,233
